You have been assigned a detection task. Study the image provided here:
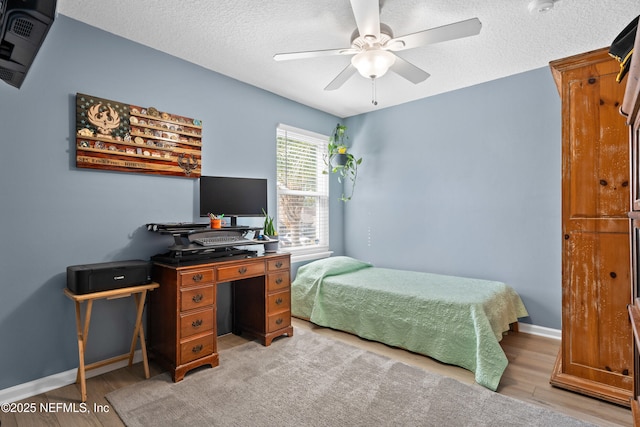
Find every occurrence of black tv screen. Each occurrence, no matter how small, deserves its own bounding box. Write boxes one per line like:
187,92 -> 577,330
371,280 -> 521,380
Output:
199,176 -> 267,221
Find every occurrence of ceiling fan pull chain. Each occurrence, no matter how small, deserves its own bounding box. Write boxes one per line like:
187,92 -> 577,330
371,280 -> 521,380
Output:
371,78 -> 378,106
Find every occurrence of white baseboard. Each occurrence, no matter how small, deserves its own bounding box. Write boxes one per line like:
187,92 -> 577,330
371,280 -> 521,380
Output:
0,350 -> 143,404
517,322 -> 561,340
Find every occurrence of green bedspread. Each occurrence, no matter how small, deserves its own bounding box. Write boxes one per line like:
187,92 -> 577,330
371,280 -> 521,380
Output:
291,256 -> 529,391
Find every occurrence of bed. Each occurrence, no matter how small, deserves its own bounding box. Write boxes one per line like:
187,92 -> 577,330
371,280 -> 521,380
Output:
291,256 -> 529,391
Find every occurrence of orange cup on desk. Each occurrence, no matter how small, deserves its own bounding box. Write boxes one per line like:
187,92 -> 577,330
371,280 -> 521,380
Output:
211,219 -> 222,229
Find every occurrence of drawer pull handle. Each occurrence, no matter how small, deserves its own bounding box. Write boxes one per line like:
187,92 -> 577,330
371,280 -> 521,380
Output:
275,318 -> 283,325
192,294 -> 203,303
275,297 -> 283,305
238,267 -> 247,274
193,273 -> 203,282
275,261 -> 283,268
192,344 -> 203,353
192,319 -> 203,328
275,277 -> 283,285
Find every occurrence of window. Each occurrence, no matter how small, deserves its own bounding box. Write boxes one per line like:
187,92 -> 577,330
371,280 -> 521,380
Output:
276,124 -> 330,262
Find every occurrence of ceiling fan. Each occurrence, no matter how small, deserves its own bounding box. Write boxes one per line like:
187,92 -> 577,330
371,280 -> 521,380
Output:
274,0 -> 482,95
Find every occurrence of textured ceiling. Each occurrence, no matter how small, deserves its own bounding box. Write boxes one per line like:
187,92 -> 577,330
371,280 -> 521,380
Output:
57,0 -> 638,118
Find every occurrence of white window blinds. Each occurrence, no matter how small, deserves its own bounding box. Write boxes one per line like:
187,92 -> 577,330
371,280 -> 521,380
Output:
276,124 -> 329,256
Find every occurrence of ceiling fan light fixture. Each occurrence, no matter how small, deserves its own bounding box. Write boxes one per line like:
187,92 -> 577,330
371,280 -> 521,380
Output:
351,49 -> 396,79
528,0 -> 558,13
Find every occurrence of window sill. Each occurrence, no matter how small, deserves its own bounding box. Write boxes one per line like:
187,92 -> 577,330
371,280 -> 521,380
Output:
287,250 -> 333,264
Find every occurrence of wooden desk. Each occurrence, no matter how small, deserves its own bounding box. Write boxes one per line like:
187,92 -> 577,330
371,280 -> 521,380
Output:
149,253 -> 293,382
64,282 -> 159,402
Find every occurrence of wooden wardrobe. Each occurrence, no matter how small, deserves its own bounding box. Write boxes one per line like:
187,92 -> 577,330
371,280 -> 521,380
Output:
549,48 -> 633,406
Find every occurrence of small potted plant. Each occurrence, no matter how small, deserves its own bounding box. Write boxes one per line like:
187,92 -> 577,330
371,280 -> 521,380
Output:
324,123 -> 363,202
262,209 -> 279,252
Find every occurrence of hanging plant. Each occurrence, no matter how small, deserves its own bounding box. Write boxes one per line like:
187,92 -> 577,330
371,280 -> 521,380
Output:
324,123 -> 363,202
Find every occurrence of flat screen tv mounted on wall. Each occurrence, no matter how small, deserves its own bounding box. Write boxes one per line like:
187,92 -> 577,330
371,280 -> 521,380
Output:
199,176 -> 267,227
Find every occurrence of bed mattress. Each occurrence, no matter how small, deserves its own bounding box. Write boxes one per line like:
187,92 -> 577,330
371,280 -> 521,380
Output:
291,256 -> 529,391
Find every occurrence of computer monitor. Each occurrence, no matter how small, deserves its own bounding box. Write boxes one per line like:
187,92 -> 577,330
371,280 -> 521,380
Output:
199,176 -> 267,227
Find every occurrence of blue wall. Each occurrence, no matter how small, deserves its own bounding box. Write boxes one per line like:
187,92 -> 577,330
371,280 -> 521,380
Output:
0,15 -> 342,391
342,68 -> 561,329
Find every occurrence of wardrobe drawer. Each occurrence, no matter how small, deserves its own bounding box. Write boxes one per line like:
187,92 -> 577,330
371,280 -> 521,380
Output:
267,291 -> 290,313
217,262 -> 264,282
267,272 -> 290,292
179,269 -> 214,287
180,333 -> 214,364
180,285 -> 215,312
267,311 -> 291,332
267,257 -> 290,271
180,308 -> 214,339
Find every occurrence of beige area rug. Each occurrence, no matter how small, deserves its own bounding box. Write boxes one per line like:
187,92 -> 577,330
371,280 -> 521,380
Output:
106,329 -> 595,426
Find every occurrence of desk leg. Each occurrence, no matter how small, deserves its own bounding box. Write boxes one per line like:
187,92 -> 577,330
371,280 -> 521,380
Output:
129,290 -> 150,379
74,299 -> 93,403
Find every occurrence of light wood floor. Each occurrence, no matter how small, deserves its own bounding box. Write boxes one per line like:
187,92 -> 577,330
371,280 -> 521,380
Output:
1,318 -> 633,427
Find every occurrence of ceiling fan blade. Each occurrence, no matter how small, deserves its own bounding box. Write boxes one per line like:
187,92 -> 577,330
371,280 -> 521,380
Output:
325,64 -> 358,91
387,18 -> 482,51
350,0 -> 380,40
390,56 -> 430,84
274,48 -> 358,61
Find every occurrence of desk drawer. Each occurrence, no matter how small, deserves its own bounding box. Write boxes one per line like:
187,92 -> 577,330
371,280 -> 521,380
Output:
267,291 -> 290,313
180,333 -> 214,364
267,311 -> 291,332
217,262 -> 265,282
179,269 -> 214,287
180,308 -> 214,339
180,285 -> 215,311
267,257 -> 290,271
267,272 -> 290,292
